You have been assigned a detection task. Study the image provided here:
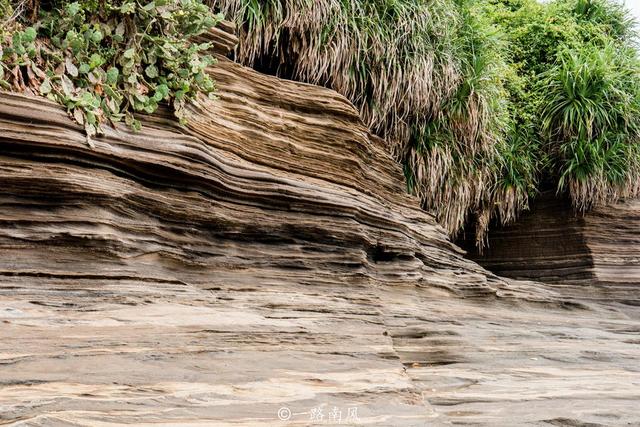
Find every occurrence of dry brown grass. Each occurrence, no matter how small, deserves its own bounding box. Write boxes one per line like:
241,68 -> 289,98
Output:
209,0 -> 461,152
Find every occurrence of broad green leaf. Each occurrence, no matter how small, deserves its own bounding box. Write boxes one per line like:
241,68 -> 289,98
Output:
22,27 -> 37,43
61,74 -> 74,97
39,79 -> 52,95
80,91 -> 95,106
145,64 -> 158,78
65,58 -> 78,77
70,38 -> 83,52
120,2 -> 135,14
115,22 -> 125,37
106,67 -> 119,84
135,93 -> 149,103
91,30 -> 103,43
73,108 -> 85,125
89,53 -> 103,68
67,2 -> 80,17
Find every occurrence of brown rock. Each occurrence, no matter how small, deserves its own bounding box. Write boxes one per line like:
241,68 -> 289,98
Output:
466,191 -> 640,303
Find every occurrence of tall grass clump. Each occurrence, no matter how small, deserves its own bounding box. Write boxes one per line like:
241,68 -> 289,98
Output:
541,41 -> 640,210
403,1 -> 513,246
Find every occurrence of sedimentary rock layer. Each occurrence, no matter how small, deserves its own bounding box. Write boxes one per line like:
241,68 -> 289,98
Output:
462,192 -> 595,284
0,24 -> 638,426
0,57 -> 502,427
466,191 -> 640,304
585,199 -> 640,288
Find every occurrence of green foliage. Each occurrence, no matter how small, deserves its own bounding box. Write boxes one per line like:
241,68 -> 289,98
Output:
474,0 -> 640,244
0,0 -> 221,139
556,0 -> 636,43
404,0 -> 513,243
541,41 -> 640,209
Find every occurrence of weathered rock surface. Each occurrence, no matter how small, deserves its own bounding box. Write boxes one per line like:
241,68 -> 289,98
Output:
462,192 -> 594,284
585,199 -> 640,290
466,191 -> 640,303
0,25 -> 639,426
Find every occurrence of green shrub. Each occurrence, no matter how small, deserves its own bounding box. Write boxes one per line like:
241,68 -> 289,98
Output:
0,0 -> 222,140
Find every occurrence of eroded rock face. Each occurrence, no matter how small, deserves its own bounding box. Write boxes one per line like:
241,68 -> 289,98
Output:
462,192 -> 595,284
585,199 -> 640,289
0,24 -> 639,426
465,191 -> 640,303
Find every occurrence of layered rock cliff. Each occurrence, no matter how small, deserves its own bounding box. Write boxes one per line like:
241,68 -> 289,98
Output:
462,192 -> 594,284
465,191 -> 640,303
0,24 -> 639,426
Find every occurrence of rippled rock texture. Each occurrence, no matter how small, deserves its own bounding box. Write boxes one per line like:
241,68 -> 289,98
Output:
0,24 -> 639,426
466,191 -> 640,303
